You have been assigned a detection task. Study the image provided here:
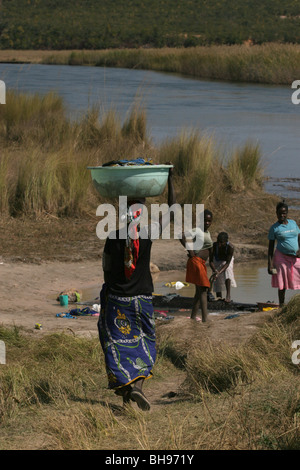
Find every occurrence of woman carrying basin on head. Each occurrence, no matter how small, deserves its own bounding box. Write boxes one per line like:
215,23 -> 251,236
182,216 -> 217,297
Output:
268,201 -> 300,307
98,167 -> 175,411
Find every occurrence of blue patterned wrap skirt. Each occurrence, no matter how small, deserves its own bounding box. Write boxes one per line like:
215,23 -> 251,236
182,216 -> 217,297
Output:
98,285 -> 156,390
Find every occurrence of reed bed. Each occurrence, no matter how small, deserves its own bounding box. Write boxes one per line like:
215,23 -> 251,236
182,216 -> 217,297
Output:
0,90 -> 264,221
40,43 -> 300,85
0,296 -> 299,450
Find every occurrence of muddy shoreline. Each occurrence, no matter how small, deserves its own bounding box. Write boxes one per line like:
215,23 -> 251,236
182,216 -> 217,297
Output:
0,234 -> 269,337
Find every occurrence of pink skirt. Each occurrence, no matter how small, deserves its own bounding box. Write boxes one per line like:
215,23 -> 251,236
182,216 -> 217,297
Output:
272,250 -> 300,290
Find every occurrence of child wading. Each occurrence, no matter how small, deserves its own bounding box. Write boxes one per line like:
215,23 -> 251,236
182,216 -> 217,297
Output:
209,232 -> 237,303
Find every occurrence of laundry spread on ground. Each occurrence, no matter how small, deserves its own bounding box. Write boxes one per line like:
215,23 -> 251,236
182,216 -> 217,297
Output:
56,306 -> 100,318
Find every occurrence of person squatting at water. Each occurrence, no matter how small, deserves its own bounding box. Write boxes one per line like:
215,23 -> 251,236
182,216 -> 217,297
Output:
209,232 -> 237,303
180,209 -> 213,322
98,168 -> 175,410
268,201 -> 300,307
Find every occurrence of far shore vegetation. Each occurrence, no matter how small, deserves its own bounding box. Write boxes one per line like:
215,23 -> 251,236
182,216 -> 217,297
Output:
1,0 -> 300,49
1,43 -> 300,85
1,0 -> 300,85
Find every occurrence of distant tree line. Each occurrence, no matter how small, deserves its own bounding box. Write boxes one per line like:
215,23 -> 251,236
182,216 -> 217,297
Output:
1,0 -> 300,49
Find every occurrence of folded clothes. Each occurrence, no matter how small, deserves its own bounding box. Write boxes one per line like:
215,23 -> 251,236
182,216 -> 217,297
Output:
102,158 -> 153,167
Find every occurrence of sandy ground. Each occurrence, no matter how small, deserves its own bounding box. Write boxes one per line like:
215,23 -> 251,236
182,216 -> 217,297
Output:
0,238 -> 273,345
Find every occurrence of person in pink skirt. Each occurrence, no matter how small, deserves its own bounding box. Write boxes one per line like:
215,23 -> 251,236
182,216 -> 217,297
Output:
268,201 -> 300,307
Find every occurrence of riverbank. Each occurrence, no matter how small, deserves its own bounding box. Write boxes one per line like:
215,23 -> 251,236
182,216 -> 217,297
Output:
0,199 -> 273,336
0,198 -> 282,337
0,215 -> 269,266
1,44 -> 300,84
0,222 -> 270,337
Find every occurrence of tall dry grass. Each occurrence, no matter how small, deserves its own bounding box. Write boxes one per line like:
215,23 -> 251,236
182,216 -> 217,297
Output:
225,140 -> 264,192
0,90 -> 264,219
157,129 -> 263,212
157,130 -> 223,206
0,91 -> 153,216
0,295 -> 299,450
180,302 -> 300,450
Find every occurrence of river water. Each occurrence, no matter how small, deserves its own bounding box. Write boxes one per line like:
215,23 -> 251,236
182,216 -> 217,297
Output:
81,262 -> 297,308
152,263 -> 297,305
1,62 -> 300,305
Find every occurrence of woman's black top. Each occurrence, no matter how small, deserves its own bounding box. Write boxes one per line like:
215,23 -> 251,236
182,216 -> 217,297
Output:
103,228 -> 154,296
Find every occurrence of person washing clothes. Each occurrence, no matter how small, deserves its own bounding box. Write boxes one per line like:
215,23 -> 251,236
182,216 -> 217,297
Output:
209,232 -> 236,303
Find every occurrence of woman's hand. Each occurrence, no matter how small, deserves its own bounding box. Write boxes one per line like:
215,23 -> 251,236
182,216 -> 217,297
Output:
268,266 -> 277,275
165,162 -> 173,177
211,271 -> 219,280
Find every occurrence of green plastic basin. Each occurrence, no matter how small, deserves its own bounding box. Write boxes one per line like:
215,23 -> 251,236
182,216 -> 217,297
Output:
87,165 -> 173,198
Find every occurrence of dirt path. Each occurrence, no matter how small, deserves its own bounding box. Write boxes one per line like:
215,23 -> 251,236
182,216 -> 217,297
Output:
112,309 -> 274,412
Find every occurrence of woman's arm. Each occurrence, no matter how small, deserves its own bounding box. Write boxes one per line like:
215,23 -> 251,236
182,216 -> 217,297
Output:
268,239 -> 275,274
180,232 -> 196,258
160,166 -> 176,232
213,244 -> 234,278
209,244 -> 216,272
297,233 -> 300,258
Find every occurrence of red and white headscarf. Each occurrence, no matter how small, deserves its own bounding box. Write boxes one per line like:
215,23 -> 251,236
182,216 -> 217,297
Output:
124,203 -> 143,279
